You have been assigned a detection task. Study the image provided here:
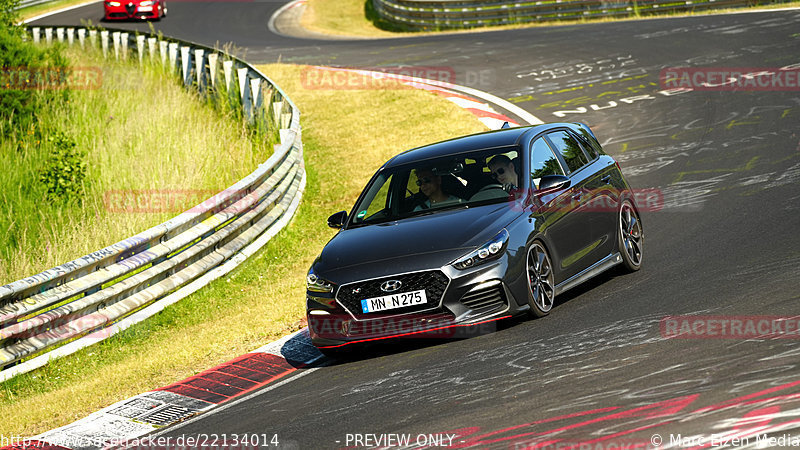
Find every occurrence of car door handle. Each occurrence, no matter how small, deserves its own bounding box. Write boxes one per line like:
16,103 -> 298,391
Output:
600,175 -> 612,183
572,192 -> 582,200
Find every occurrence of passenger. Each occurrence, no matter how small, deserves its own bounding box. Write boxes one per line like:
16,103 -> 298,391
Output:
414,168 -> 462,211
488,155 -> 519,189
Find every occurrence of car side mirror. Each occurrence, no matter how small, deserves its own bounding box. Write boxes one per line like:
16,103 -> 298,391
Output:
536,175 -> 571,193
327,211 -> 347,229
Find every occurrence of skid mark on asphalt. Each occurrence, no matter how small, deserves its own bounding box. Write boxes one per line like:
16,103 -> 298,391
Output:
303,312 -> 800,430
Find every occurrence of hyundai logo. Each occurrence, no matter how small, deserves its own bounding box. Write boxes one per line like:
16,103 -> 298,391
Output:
380,280 -> 403,293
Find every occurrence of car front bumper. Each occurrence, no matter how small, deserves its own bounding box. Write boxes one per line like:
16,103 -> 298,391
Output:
306,258 -> 527,349
104,3 -> 158,19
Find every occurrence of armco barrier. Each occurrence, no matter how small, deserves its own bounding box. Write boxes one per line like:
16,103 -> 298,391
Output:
16,0 -> 54,9
0,26 -> 305,381
372,0 -> 788,30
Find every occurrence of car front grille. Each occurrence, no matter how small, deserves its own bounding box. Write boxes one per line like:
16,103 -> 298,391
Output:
336,270 -> 449,317
460,282 -> 507,312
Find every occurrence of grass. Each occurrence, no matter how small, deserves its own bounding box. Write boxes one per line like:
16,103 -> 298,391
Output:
0,44 -> 274,284
0,63 -> 487,437
301,0 -> 800,38
301,0 -> 401,37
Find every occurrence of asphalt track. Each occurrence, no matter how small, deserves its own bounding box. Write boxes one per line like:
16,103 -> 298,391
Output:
33,5 -> 800,449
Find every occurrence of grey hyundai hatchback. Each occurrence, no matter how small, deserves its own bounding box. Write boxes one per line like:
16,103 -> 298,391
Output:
306,123 -> 643,354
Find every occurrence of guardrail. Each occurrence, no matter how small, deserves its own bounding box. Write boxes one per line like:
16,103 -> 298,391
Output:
16,0 -> 58,10
372,0 -> 787,29
0,26 -> 305,381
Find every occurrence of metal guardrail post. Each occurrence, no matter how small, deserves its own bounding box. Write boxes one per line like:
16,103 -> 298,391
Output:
136,35 -> 145,63
168,42 -> 178,71
223,60 -> 233,91
112,31 -> 119,59
180,45 -> 190,85
208,53 -> 219,88
194,48 -> 204,88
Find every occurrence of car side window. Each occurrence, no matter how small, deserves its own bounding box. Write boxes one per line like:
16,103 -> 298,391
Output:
546,131 -> 590,173
530,137 -> 564,189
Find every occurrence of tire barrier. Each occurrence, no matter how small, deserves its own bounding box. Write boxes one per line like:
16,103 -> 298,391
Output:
0,26 -> 305,381
371,0 -> 787,30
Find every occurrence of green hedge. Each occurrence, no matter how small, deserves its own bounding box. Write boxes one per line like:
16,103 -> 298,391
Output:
0,0 -> 69,136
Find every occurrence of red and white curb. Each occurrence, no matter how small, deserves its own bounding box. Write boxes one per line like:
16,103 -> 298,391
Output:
1,67 -> 542,450
2,330 -> 322,450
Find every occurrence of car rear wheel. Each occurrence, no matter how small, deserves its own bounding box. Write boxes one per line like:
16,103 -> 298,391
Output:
526,242 -> 555,317
618,199 -> 643,272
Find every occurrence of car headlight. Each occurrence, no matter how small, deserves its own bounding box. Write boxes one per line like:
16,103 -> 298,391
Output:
307,268 -> 335,293
452,229 -> 509,270
106,1 -> 120,5
139,1 -> 153,5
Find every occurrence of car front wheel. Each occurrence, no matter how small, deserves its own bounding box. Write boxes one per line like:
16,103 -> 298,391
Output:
618,199 -> 643,272
526,242 -> 555,317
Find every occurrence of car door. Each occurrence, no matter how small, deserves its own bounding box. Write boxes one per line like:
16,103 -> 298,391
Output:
527,135 -> 587,284
538,130 -> 602,282
570,129 -> 622,259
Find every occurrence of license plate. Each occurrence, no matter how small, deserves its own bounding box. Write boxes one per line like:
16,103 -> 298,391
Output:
361,289 -> 427,313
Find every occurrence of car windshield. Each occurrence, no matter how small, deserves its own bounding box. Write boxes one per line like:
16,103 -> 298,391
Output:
350,146 -> 521,227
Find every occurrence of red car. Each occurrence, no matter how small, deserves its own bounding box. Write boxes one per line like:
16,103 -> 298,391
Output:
104,0 -> 166,20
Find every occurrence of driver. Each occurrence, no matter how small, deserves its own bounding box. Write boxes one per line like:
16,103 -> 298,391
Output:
488,155 -> 519,189
414,168 -> 462,211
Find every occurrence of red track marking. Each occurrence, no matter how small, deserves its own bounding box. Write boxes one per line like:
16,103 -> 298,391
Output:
158,352 -> 299,404
465,108 -> 516,121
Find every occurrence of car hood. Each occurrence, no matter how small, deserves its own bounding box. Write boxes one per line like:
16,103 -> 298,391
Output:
314,202 -> 524,282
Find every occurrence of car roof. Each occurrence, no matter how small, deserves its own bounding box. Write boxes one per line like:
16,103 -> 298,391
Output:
384,124 -> 557,168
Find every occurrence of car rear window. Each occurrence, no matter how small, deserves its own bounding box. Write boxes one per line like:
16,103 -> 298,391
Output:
546,130 -> 590,173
